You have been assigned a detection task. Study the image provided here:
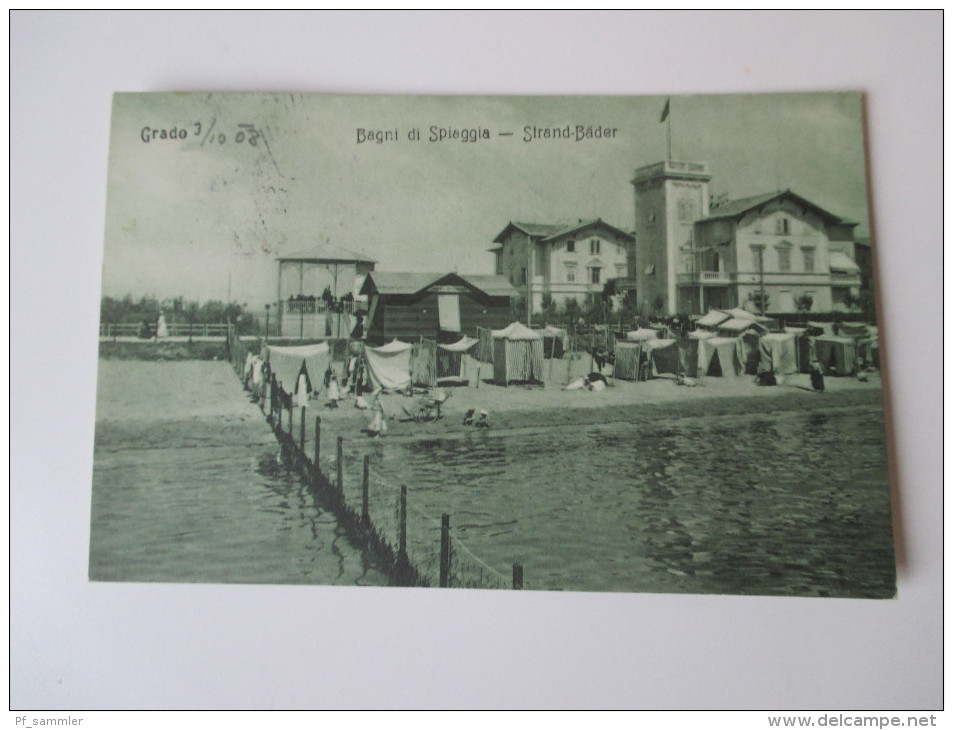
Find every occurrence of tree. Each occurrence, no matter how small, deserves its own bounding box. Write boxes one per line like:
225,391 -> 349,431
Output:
540,292 -> 557,323
563,297 -> 582,326
748,289 -> 769,314
794,293 -> 813,313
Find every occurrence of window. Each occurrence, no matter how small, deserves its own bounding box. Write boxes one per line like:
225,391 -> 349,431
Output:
590,238 -> 600,255
567,240 -> 575,253
520,267 -> 527,285
777,217 -> 790,234
678,198 -> 696,222
803,249 -> 815,272
590,267 -> 601,285
615,264 -> 627,278
778,248 -> 791,272
565,264 -> 576,283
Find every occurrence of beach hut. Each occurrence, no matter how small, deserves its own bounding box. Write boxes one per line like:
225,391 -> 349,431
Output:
492,322 -> 544,385
698,336 -> 743,378
815,336 -> 858,376
758,333 -> 799,375
360,272 -> 516,345
364,339 -> 414,391
264,342 -> 332,398
613,341 -> 643,380
677,337 -> 700,378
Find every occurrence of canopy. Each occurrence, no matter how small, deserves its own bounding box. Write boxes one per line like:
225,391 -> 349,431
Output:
759,333 -> 798,375
265,342 -> 332,396
699,336 -> 742,378
829,252 -> 861,272
365,339 -> 413,391
439,335 -> 479,353
492,322 -> 542,340
718,318 -> 765,334
688,329 -> 715,340
838,323 -> 869,340
696,309 -> 730,328
626,328 -> 658,342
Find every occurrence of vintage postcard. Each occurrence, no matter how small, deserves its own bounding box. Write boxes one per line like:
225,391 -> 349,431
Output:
91,92 -> 895,597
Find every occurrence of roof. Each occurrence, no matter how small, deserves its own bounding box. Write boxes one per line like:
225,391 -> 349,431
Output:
276,244 -> 377,263
492,322 -> 541,340
492,218 -> 635,244
360,271 -> 517,298
699,189 -> 852,226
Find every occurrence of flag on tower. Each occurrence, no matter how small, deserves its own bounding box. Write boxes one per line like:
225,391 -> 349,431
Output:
660,98 -> 670,123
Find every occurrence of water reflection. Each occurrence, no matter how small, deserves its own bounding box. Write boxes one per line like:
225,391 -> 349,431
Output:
374,408 -> 895,597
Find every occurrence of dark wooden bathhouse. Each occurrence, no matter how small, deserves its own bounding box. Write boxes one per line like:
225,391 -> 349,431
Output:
359,272 -> 516,345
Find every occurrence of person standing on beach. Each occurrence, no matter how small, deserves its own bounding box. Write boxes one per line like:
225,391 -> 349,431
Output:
156,311 -> 168,339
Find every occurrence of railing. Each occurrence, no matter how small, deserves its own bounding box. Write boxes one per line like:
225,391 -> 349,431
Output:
99,322 -> 230,338
677,271 -> 732,284
281,299 -> 357,315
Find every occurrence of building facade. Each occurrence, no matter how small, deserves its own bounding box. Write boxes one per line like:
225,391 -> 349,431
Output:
632,160 -> 862,316
490,219 -> 635,312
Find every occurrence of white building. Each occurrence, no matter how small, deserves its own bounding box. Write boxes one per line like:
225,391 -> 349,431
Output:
490,219 -> 636,312
632,160 -> 862,315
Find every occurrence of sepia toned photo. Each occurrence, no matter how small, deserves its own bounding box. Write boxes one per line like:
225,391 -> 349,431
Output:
91,91 -> 895,597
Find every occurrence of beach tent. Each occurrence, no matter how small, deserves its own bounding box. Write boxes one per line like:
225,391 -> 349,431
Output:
699,336 -> 743,378
677,337 -> 700,378
613,341 -> 643,380
412,338 -> 438,388
492,322 -> 544,385
437,335 -> 478,380
758,333 -> 799,375
365,339 -> 414,391
477,326 -> 495,364
539,326 -> 567,359
737,331 -> 763,374
808,320 -> 836,337
644,338 -> 679,377
265,342 -> 332,397
695,309 -> 730,329
838,323 -> 869,340
626,328 -> 658,342
815,336 -> 858,376
688,329 -> 715,340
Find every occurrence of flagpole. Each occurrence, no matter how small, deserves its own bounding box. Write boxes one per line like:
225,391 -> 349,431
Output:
667,112 -> 672,162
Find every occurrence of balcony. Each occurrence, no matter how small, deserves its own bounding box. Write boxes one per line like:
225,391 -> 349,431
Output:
677,271 -> 732,285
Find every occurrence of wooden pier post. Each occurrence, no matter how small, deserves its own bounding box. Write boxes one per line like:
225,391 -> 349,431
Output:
398,485 -> 408,563
336,436 -> 344,496
288,401 -> 294,442
361,455 -> 370,525
512,563 -> 523,590
439,513 -> 451,588
314,416 -> 321,474
299,406 -> 306,459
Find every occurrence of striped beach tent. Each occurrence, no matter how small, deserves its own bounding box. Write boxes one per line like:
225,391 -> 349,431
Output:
491,322 -> 544,386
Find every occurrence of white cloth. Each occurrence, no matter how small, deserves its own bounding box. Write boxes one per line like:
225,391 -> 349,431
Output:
156,314 -> 168,337
296,373 -> 309,408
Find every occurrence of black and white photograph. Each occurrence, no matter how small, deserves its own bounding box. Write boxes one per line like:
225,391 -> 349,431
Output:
91,91 -> 895,598
12,10 -> 941,712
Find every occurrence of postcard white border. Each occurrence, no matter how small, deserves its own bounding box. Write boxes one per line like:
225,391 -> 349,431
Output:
10,10 -> 943,709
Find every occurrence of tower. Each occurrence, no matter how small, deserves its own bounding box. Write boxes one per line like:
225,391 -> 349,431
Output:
631,160 -> 711,315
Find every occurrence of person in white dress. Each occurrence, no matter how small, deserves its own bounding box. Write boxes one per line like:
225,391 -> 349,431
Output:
156,311 -> 168,338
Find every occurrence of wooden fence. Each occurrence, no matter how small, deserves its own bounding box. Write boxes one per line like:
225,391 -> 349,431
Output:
225,323 -> 521,590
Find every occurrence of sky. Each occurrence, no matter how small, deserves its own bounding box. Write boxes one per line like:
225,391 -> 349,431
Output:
102,91 -> 870,308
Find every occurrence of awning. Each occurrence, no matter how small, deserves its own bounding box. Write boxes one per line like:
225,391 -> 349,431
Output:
829,252 -> 861,272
